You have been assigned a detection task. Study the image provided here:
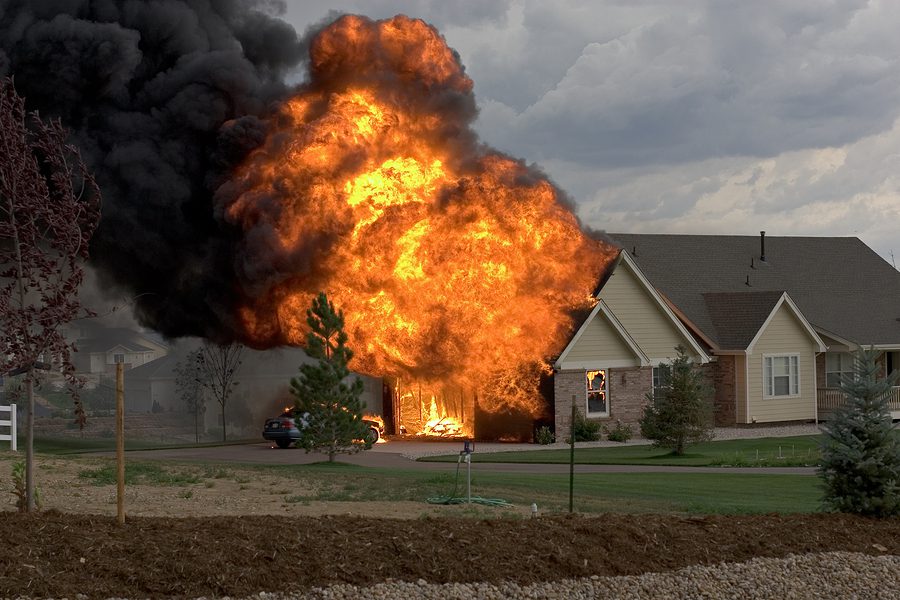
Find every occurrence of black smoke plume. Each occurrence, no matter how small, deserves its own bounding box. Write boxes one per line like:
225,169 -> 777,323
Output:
0,0 -> 306,343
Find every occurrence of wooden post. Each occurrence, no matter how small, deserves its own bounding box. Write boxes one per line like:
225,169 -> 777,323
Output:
569,395 -> 576,514
25,377 -> 34,512
116,362 -> 125,525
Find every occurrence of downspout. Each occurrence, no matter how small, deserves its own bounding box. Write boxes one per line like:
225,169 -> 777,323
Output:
745,350 -> 751,424
813,349 -> 820,425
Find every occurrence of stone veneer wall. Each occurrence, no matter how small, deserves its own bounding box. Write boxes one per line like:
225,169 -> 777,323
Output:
554,366 -> 651,441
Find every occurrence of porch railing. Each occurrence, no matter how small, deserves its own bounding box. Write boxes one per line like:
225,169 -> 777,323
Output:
817,387 -> 900,419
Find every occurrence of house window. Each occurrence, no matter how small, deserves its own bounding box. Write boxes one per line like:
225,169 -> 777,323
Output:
586,369 -> 608,416
652,365 -> 671,398
113,354 -> 125,364
764,355 -> 799,397
825,352 -> 854,388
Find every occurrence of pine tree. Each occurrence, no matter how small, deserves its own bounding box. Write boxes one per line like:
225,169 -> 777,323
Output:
639,346 -> 714,455
819,349 -> 900,517
290,292 -> 369,462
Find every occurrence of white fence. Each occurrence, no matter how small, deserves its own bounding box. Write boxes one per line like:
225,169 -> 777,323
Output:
0,404 -> 16,451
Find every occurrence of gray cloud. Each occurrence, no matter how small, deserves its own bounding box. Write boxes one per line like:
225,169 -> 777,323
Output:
469,1 -> 900,168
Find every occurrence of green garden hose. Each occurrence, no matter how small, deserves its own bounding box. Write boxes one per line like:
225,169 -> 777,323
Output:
425,454 -> 512,507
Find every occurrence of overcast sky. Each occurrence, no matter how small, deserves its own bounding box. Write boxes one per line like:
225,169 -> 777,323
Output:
281,0 -> 900,265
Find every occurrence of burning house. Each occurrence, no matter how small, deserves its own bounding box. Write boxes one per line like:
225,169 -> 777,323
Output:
1,8 -> 617,440
220,15 -> 618,440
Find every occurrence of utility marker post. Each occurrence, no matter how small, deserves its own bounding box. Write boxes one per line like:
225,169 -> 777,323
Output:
463,440 -> 474,504
116,362 -> 125,525
569,396 -> 575,513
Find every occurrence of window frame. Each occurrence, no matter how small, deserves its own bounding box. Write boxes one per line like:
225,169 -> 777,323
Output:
585,368 -> 609,417
113,353 -> 125,364
763,354 -> 800,398
651,365 -> 671,399
825,352 -> 854,388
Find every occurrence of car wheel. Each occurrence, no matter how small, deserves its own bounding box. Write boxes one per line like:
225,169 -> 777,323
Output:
367,426 -> 380,444
275,439 -> 292,449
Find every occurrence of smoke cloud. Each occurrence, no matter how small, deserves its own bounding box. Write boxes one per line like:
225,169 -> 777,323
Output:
1,4 -> 612,366
0,0 -> 305,343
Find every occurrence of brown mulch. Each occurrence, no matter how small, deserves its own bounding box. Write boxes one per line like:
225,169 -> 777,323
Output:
1,511 -> 898,598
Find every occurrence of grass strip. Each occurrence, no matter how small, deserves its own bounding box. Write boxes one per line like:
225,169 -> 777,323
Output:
419,435 -> 822,467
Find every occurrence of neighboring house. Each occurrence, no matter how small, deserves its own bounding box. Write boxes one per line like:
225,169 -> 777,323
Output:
554,233 -> 900,439
125,345 -> 385,438
125,353 -> 179,413
71,325 -> 169,375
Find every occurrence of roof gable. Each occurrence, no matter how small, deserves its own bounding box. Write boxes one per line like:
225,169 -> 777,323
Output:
555,299 -> 650,369
76,327 -> 168,354
610,234 -> 900,347
746,292 -> 827,353
555,252 -> 709,368
600,251 -> 709,363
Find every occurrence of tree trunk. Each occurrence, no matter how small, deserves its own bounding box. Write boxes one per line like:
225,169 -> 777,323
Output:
25,375 -> 34,512
221,402 -> 226,443
194,408 -> 199,444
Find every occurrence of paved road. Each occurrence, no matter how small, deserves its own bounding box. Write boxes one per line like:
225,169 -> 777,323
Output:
122,441 -> 816,475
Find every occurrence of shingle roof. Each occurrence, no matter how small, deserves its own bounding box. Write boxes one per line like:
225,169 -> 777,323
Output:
126,352 -> 179,379
76,328 -> 158,354
702,291 -> 783,350
609,234 -> 900,347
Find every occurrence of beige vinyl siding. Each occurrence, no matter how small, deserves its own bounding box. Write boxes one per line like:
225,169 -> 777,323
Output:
561,311 -> 637,365
747,305 -> 817,422
599,262 -> 693,361
735,354 -> 748,423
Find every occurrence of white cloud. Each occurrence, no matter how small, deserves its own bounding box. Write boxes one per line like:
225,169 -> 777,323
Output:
571,116 -> 900,262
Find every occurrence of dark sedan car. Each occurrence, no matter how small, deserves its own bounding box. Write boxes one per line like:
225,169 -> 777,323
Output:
263,408 -> 384,448
262,408 -> 305,449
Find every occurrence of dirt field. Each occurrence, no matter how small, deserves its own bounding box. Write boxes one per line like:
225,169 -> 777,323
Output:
2,454 -> 899,598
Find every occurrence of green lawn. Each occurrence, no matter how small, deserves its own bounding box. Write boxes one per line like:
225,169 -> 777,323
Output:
485,471 -> 821,514
257,462 -> 822,514
418,435 -> 822,467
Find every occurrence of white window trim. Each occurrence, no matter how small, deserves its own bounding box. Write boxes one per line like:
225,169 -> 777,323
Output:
585,368 -> 609,417
762,353 -> 800,399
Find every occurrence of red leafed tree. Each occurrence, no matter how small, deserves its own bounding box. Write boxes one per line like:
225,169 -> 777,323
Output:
0,78 -> 101,512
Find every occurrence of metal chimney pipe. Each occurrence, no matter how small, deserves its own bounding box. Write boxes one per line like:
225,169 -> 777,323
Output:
760,231 -> 766,262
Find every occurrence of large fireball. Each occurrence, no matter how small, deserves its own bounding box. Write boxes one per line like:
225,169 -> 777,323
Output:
219,15 -> 616,429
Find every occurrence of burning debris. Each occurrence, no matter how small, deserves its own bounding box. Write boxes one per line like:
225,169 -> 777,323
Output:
0,7 -> 617,439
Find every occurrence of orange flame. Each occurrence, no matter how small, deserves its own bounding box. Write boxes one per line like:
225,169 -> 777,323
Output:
222,15 -> 616,436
